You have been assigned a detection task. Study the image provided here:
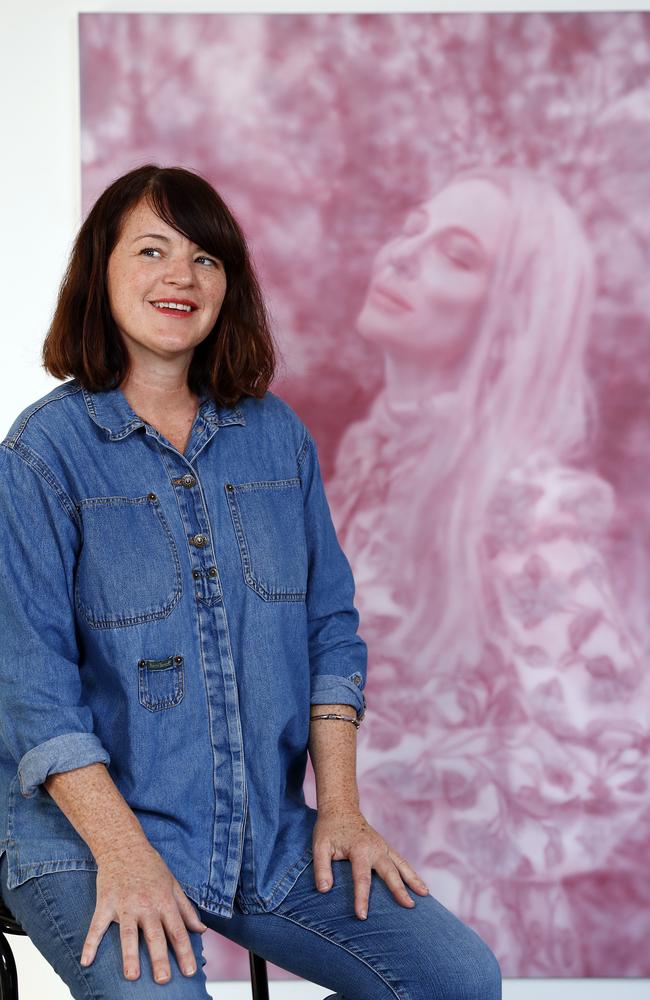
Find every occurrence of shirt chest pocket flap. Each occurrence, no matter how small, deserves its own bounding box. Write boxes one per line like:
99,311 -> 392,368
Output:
75,494 -> 182,628
225,478 -> 308,601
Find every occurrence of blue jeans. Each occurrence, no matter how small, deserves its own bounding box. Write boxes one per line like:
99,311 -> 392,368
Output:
0,852 -> 501,999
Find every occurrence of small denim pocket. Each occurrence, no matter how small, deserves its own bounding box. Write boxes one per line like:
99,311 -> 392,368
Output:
75,493 -> 182,628
138,654 -> 184,712
225,478 -> 308,601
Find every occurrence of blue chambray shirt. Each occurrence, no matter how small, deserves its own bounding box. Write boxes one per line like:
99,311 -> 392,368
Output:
0,378 -> 367,917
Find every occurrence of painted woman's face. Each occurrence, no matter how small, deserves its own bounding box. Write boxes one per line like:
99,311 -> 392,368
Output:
356,178 -> 510,364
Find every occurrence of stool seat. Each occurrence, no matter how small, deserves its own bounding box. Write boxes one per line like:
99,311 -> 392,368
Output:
0,898 -> 269,1000
0,899 -> 27,937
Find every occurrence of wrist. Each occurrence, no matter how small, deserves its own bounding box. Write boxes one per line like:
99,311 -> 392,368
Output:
317,793 -> 361,815
94,830 -> 153,866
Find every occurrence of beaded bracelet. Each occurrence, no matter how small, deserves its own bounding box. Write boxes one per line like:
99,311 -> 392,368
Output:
309,712 -> 361,730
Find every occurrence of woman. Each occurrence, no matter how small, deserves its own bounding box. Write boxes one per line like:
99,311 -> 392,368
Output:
0,165 -> 501,998
327,165 -> 649,974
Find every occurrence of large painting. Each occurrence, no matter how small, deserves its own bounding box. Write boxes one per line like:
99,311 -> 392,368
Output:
80,11 -> 650,978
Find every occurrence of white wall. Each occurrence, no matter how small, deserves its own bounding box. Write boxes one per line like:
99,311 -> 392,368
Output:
1,1 -> 649,997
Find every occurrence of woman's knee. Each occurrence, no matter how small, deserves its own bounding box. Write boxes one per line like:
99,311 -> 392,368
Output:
409,915 -> 501,1000
425,932 -> 502,1000
453,936 -> 502,1000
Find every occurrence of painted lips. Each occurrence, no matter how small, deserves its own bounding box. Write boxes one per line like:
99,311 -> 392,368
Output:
370,284 -> 414,312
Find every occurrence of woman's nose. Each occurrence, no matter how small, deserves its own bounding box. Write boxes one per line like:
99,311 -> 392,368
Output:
163,256 -> 194,284
388,250 -> 419,280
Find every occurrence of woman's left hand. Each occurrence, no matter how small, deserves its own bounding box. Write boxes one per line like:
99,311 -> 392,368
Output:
311,805 -> 429,920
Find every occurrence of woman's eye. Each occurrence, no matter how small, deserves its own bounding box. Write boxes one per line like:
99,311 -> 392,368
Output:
441,240 -> 482,271
195,256 -> 220,267
140,247 -> 162,258
446,251 -> 476,270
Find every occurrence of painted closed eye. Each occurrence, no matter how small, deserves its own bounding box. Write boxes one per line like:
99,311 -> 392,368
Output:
441,239 -> 483,271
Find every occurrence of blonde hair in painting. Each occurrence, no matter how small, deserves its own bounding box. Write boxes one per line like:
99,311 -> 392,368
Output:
390,164 -> 609,666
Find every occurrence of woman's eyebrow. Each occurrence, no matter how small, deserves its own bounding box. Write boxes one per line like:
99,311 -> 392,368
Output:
131,233 -> 171,243
408,209 -> 486,256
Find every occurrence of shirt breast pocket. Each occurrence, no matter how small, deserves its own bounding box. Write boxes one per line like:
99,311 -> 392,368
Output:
225,478 -> 308,601
75,494 -> 182,628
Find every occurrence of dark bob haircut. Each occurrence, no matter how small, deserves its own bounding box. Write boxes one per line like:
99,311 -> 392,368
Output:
42,164 -> 278,406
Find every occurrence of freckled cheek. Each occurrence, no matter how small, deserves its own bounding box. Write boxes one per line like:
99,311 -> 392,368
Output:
111,281 -> 151,324
204,278 -> 228,316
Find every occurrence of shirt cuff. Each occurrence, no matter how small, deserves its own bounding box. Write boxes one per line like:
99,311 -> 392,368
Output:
18,732 -> 111,799
310,673 -> 366,721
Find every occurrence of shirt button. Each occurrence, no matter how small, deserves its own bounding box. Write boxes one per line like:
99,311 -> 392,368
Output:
208,567 -> 217,577
190,533 -> 208,547
225,483 -> 234,492
192,569 -> 201,579
352,674 -> 362,685
181,474 -> 196,488
148,492 -> 157,501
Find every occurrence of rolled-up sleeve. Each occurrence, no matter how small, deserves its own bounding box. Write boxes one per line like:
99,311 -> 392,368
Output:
0,442 -> 110,798
297,426 -> 367,721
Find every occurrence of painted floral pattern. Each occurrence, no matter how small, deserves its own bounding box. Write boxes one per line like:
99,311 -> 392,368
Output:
325,414 -> 650,975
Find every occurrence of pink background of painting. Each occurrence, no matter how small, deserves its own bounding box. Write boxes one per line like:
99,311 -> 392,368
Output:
80,12 -> 650,978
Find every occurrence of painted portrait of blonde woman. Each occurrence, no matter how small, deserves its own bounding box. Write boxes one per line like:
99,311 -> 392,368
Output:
327,164 -> 650,974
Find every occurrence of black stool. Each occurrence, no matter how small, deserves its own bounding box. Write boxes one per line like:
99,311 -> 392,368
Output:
0,898 -> 269,1000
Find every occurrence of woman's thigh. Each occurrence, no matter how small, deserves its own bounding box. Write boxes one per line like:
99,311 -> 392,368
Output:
201,858 -> 502,1000
0,852 -> 211,999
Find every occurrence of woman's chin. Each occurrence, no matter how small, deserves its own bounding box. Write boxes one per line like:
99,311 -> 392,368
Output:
355,301 -> 411,344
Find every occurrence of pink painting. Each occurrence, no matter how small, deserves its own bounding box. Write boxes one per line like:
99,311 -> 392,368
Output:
79,12 -> 650,979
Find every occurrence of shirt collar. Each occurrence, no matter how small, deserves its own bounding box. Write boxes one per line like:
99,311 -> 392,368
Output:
81,382 -> 246,441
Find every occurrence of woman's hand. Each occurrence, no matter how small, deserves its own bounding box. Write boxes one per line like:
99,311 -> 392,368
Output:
312,804 -> 429,920
79,838 -> 208,984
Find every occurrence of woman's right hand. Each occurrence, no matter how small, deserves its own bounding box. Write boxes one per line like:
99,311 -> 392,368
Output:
79,838 -> 208,984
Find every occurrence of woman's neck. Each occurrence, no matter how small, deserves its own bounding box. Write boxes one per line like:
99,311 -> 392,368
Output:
382,346 -> 467,412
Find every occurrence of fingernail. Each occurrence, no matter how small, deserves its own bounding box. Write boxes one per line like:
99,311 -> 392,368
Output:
318,881 -> 330,890
359,909 -> 367,919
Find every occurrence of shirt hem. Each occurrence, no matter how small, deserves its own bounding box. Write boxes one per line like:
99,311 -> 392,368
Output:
238,844 -> 314,914
179,844 -> 314,919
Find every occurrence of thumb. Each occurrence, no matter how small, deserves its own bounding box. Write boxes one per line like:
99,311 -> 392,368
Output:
175,884 -> 208,932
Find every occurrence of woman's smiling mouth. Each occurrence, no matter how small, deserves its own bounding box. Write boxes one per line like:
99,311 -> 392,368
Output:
149,298 -> 198,315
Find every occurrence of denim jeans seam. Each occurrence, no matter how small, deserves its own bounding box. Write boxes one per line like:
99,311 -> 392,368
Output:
32,874 -> 98,1000
271,909 -> 405,1000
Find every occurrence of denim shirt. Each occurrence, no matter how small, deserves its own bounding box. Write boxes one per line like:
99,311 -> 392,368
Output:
0,378 -> 367,917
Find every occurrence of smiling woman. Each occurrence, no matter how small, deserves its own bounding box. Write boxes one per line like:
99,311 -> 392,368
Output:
104,197 -> 229,433
0,163 -> 501,1000
42,164 -> 276,409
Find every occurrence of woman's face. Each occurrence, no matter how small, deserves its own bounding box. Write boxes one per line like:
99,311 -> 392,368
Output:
106,197 -> 227,369
356,178 -> 509,364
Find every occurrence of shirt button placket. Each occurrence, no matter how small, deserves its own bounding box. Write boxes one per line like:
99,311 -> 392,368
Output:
171,472 -> 221,601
